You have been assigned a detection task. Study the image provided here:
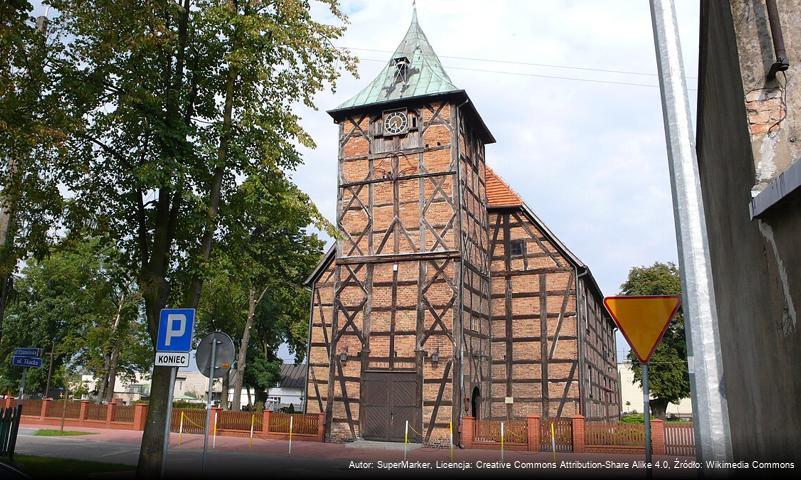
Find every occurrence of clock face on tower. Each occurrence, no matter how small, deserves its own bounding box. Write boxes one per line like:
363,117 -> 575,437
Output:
383,110 -> 408,136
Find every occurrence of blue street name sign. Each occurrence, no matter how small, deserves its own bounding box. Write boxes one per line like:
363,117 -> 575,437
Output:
12,356 -> 42,368
13,348 -> 42,358
14,347 -> 42,357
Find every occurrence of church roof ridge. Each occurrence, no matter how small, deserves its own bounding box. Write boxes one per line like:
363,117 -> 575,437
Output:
334,7 -> 460,111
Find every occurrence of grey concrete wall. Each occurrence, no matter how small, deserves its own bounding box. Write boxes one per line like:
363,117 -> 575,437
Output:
731,0 -> 801,190
696,1 -> 801,462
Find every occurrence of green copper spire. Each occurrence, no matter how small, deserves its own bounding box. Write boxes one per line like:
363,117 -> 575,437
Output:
335,7 -> 459,110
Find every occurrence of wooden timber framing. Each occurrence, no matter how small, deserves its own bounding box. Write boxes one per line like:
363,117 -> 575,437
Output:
488,206 -> 620,422
306,131 -> 621,444
302,98 -> 493,445
305,106 -> 621,442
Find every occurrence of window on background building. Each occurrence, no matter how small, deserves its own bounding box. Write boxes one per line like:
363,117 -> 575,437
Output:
510,239 -> 525,257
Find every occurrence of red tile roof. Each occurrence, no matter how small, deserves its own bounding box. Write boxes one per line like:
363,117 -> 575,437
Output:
485,166 -> 523,208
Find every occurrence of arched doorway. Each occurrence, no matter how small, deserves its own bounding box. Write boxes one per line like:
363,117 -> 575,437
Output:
471,387 -> 481,419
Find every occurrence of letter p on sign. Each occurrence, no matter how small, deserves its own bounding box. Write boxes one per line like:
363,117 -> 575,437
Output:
156,308 -> 195,353
165,314 -> 186,346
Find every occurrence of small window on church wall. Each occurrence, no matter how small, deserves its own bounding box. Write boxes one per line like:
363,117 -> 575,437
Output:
510,239 -> 525,257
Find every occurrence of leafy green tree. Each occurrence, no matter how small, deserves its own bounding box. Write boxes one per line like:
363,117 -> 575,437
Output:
0,1 -> 69,342
621,262 -> 689,419
0,238 -> 150,398
43,1 -> 354,474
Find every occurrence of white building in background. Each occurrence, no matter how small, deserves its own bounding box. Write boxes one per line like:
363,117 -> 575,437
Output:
80,363 -> 306,410
617,362 -> 692,419
223,364 -> 305,411
80,369 -> 217,405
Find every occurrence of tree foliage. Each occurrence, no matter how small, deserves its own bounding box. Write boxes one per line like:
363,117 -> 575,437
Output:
0,1 -> 70,341
37,1 -> 354,474
196,172 -> 324,408
0,238 -> 150,396
621,262 -> 689,419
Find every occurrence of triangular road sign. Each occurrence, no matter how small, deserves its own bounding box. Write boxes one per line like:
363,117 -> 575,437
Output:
603,295 -> 681,363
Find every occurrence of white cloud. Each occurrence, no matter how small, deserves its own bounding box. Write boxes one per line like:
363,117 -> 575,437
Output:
291,1 -> 700,362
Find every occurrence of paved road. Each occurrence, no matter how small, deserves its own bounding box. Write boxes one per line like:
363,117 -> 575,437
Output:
15,428 -> 349,478
13,426 -> 700,479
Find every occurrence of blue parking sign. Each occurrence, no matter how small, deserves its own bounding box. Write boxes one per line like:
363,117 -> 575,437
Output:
156,308 -> 195,352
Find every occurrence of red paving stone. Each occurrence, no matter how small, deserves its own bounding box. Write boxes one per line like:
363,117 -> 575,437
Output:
21,422 -> 700,477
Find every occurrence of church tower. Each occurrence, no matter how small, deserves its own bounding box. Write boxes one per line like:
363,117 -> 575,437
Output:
305,8 -> 495,444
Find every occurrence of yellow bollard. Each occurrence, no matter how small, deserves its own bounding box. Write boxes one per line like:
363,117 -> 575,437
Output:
449,420 -> 454,461
179,411 -> 184,448
551,421 -> 557,462
249,413 -> 255,449
404,420 -> 409,461
213,410 -> 218,449
500,421 -> 505,463
288,415 -> 294,455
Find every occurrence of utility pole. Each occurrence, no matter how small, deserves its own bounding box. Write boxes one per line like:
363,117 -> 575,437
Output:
44,342 -> 55,398
649,0 -> 733,464
0,14 -> 50,342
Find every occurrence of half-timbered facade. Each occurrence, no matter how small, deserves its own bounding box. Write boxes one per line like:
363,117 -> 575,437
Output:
304,9 -> 619,445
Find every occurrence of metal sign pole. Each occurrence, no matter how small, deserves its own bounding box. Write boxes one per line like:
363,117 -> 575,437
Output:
642,362 -> 652,478
649,0 -> 732,463
201,340 -> 217,473
18,368 -> 27,400
160,366 -> 177,479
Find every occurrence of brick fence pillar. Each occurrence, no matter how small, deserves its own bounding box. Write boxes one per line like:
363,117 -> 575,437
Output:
651,419 -> 666,455
133,403 -> 148,430
106,401 -> 116,426
572,415 -> 586,454
262,410 -> 272,435
79,400 -> 90,421
317,412 -> 326,442
40,399 -> 50,420
527,416 -> 541,452
3,396 -> 11,409
461,416 -> 475,449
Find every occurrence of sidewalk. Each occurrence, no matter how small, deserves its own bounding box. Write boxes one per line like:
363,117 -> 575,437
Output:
15,423 -> 700,478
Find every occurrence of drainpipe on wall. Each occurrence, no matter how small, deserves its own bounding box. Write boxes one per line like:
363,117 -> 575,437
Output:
302,282 -> 315,415
765,0 -> 790,79
454,98 -> 469,444
575,267 -> 589,418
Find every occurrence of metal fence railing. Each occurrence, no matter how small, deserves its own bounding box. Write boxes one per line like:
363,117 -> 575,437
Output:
217,410 -> 263,433
85,403 -> 108,421
585,422 -> 645,447
540,417 -> 573,452
45,400 -> 81,419
112,404 -> 135,423
19,399 -> 43,417
665,423 -> 695,456
171,408 -> 206,434
269,413 -> 318,435
474,419 -> 528,444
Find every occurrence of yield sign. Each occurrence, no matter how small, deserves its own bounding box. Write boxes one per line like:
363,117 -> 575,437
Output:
603,295 -> 681,363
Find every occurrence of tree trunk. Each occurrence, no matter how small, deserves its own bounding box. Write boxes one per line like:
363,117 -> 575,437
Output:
221,369 -> 230,410
136,264 -> 174,478
231,286 -> 263,410
104,342 -> 121,404
650,397 -> 669,420
136,0 -> 192,477
138,0 -> 239,476
0,155 -> 16,344
97,294 -> 125,403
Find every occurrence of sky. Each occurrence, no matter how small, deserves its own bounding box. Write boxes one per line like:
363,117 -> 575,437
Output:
291,0 -> 700,361
28,1 -> 700,365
